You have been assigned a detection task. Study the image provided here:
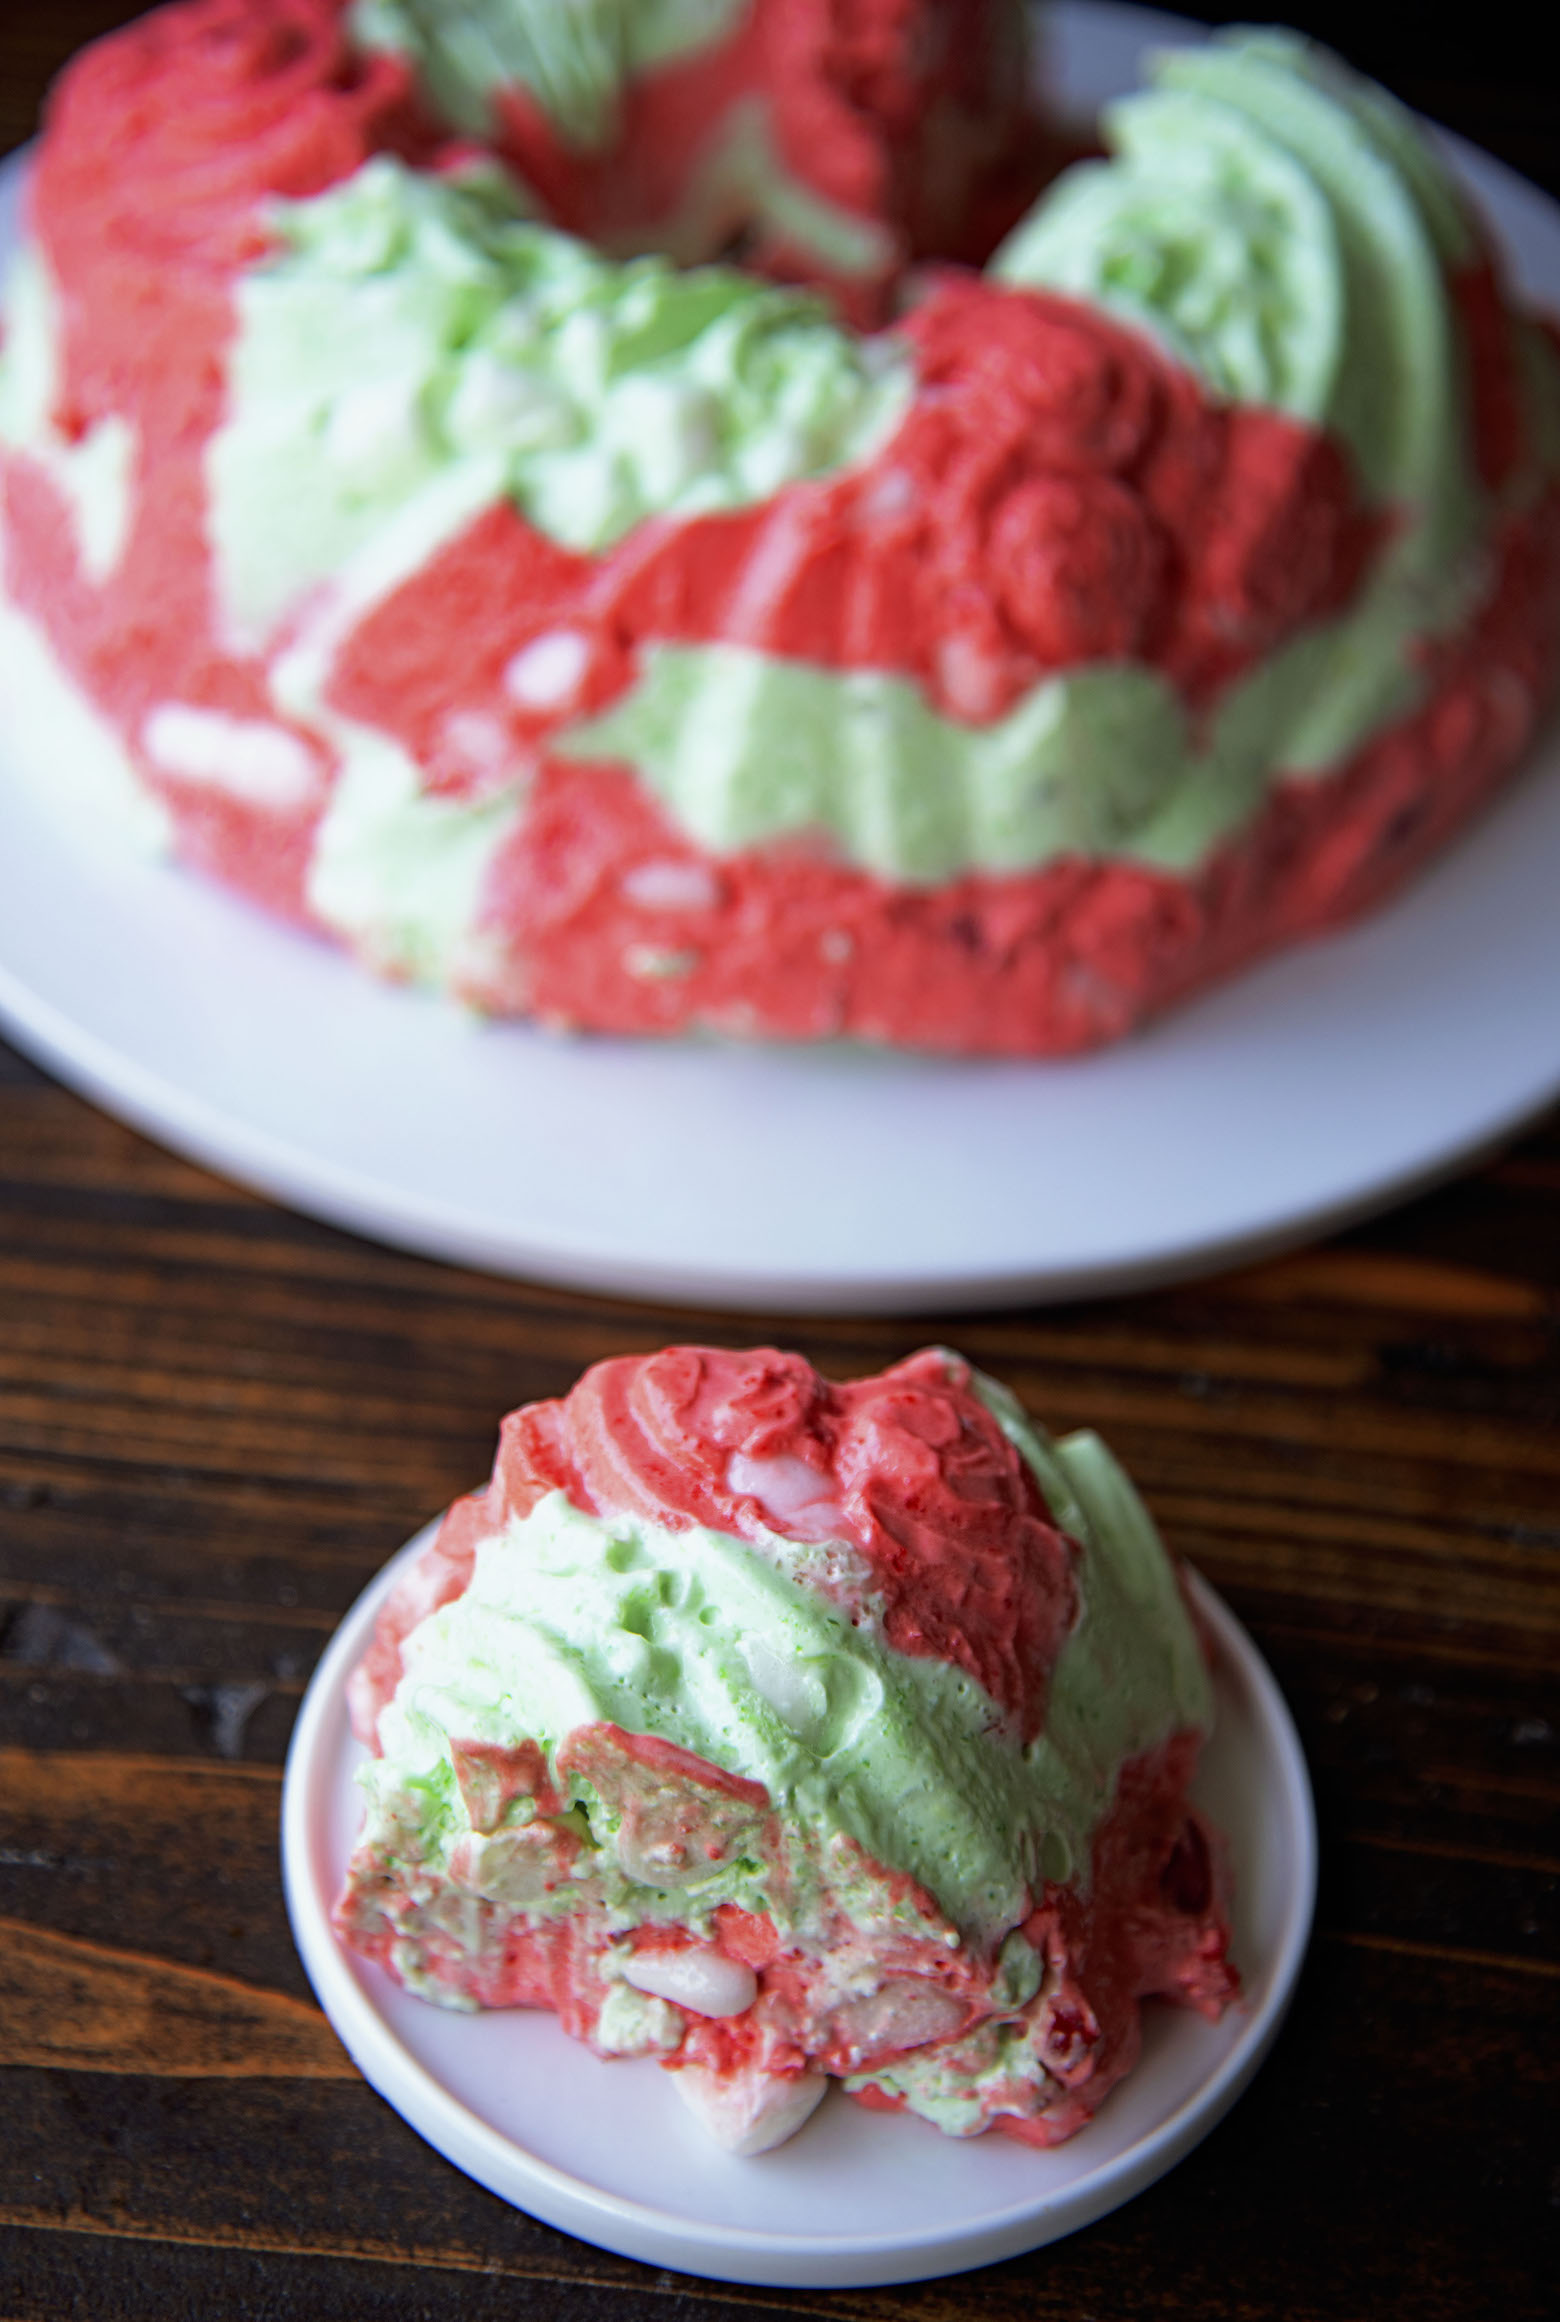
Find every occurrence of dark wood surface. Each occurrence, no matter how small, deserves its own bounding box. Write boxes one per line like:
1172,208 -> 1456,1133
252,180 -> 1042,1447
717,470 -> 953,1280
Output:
2,6 -> 1558,2318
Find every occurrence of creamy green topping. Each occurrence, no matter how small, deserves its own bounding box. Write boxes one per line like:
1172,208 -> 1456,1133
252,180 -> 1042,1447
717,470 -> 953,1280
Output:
208,155 -> 911,646
546,576 -> 1491,880
1212,28 -> 1474,271
0,245 -> 136,586
996,28 -> 1475,543
351,0 -> 750,150
1156,38 -> 1474,569
555,646 -> 1191,877
361,1403 -> 1211,1951
1003,85 -> 1347,419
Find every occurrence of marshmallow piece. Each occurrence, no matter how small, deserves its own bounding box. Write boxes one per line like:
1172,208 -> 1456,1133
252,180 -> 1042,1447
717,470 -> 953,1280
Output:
623,1946 -> 757,2020
672,2062 -> 830,2156
503,629 -> 589,709
142,705 -> 317,809
727,1449 -> 846,1541
620,859 -> 722,912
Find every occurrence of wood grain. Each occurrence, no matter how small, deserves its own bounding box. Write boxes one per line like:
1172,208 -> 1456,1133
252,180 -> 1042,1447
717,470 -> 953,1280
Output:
0,1917 -> 355,2077
2,3 -> 1559,2316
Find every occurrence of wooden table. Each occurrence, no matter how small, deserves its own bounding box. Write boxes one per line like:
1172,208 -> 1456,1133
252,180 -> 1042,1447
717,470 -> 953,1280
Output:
2,7 -> 1557,2318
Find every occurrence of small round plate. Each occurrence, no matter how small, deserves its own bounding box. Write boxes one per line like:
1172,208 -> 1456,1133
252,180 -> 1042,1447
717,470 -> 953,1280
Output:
282,1528 -> 1316,2289
3,5 -> 1560,1313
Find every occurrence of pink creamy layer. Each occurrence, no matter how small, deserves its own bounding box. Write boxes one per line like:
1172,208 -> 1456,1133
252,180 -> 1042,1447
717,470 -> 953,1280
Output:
349,1346 -> 1078,1745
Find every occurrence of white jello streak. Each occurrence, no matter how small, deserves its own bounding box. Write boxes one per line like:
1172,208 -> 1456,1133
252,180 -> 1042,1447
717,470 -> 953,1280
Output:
0,245 -> 136,586
141,705 -> 319,810
0,592 -> 172,857
264,457 -> 529,988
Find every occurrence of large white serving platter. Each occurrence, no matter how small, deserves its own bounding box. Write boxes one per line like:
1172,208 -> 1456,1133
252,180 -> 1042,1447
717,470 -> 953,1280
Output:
4,4 -> 1560,1315
282,1527 -> 1316,2288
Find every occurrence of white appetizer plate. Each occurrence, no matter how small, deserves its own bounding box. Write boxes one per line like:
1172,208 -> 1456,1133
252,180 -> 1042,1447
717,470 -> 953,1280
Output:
4,5 -> 1560,1314
282,1529 -> 1316,2288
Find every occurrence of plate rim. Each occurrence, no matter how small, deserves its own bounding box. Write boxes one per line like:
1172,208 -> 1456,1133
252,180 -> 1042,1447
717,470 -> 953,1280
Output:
281,1527 -> 1318,2288
3,907 -> 1553,1316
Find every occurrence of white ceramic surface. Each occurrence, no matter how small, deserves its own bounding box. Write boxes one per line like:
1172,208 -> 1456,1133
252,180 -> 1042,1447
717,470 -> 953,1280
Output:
3,5 -> 1560,1314
282,1528 -> 1316,2288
